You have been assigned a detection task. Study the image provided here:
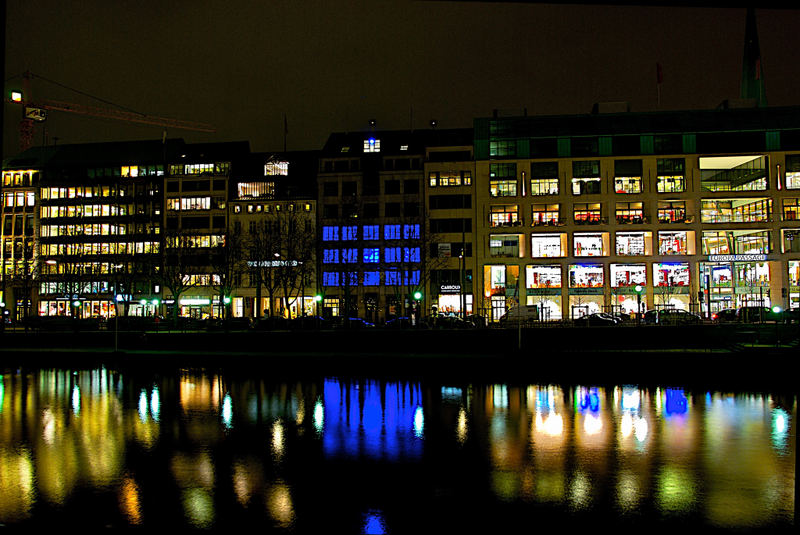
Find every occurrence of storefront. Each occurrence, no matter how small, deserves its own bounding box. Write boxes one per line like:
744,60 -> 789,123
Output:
698,254 -> 772,315
525,265 -> 562,320
653,262 -> 690,310
484,264 -> 519,321
435,284 -> 473,316
568,264 -> 603,318
610,264 -> 647,315
789,260 -> 800,310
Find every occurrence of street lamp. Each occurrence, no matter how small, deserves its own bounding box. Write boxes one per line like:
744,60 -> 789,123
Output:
634,284 -> 644,325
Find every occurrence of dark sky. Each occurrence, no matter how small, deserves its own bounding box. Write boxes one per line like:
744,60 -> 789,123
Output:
4,1 -> 800,158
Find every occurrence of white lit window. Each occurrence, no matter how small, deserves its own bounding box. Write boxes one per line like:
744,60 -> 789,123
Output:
363,138 -> 381,153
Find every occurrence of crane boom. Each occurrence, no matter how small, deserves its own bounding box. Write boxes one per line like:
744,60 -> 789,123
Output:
36,98 -> 216,133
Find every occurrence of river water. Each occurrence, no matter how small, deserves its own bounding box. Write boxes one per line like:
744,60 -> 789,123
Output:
0,366 -> 795,531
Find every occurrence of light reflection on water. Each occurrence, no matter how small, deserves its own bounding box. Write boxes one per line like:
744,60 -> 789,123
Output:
0,367 -> 795,531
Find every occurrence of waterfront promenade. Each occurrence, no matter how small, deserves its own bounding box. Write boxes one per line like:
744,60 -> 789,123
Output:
1,323 -> 797,391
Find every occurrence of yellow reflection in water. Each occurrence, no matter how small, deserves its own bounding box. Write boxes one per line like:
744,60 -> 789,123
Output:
232,458 -> 264,506
266,480 -> 295,527
569,470 -> 592,510
119,475 -> 142,525
456,407 -> 468,444
657,466 -> 697,513
172,452 -> 215,490
0,446 -> 35,522
272,419 -> 285,460
616,470 -> 642,513
182,488 -> 214,528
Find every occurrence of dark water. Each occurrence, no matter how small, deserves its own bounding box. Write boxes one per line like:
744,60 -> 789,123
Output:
0,366 -> 795,532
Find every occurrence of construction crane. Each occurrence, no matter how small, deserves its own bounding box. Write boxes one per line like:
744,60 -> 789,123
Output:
8,71 -> 216,152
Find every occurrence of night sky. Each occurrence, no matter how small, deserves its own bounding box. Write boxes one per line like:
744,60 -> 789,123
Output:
4,1 -> 800,159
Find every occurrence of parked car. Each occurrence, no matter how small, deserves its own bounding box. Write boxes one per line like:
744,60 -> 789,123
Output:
499,305 -> 540,326
385,316 -> 413,329
736,305 -> 788,323
331,317 -> 375,329
574,312 -> 619,327
644,309 -> 701,325
711,308 -> 737,322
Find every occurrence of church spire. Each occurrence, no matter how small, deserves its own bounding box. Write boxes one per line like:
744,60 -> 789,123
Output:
741,7 -> 767,107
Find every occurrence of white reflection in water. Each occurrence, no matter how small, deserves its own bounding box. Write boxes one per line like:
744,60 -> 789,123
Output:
71,385 -> 80,416
222,394 -> 233,429
42,409 -> 56,444
535,411 -> 563,437
150,387 -> 160,422
413,406 -> 424,438
583,413 -> 603,435
138,390 -> 148,423
771,408 -> 789,453
313,399 -> 324,434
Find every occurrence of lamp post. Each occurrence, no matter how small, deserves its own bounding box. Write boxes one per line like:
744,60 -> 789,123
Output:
115,294 -> 123,352
635,284 -> 643,326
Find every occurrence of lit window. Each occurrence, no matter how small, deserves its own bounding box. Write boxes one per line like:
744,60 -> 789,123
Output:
363,225 -> 380,240
364,138 -> 381,153
384,225 -> 401,240
323,249 -> 340,264
364,271 -> 381,285
363,248 -> 380,263
403,224 -> 420,239
322,226 -> 339,241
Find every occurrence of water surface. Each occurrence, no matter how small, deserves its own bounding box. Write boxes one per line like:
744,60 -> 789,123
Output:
0,367 -> 794,531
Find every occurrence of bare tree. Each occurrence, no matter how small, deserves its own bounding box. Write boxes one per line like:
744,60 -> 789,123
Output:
211,231 -> 245,320
155,229 -> 204,323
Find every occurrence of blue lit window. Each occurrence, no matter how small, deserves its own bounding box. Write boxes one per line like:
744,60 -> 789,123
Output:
384,247 -> 401,263
384,224 -> 401,240
342,248 -> 359,264
344,272 -> 359,286
323,272 -> 339,286
405,270 -> 420,286
363,248 -> 380,263
363,225 -> 380,240
384,270 -> 401,286
322,226 -> 339,241
342,225 -> 358,241
403,247 -> 421,263
403,224 -> 420,239
364,271 -> 380,286
323,249 -> 340,264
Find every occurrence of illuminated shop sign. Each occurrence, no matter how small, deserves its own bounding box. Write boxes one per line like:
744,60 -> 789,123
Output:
439,284 -> 461,294
708,254 -> 767,262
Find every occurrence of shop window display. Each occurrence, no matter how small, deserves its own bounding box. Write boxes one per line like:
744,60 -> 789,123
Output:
658,231 -> 689,255
574,233 -> 607,257
531,234 -> 565,258
569,264 -> 604,288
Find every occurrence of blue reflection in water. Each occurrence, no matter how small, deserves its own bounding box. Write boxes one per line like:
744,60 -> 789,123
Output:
664,389 -> 688,417
576,387 -> 600,413
363,509 -> 387,534
323,379 -> 423,460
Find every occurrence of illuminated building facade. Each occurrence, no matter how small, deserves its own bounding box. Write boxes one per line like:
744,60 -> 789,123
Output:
317,129 -> 470,321
423,138 -> 476,317
229,151 -> 318,319
474,105 -> 800,320
163,142 -> 249,319
0,168 -> 37,321
2,141 -> 167,319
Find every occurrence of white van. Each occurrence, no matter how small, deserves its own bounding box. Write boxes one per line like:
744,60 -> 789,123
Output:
499,305 -> 540,325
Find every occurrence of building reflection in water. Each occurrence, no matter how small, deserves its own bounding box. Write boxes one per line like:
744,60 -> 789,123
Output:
0,368 -> 795,530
